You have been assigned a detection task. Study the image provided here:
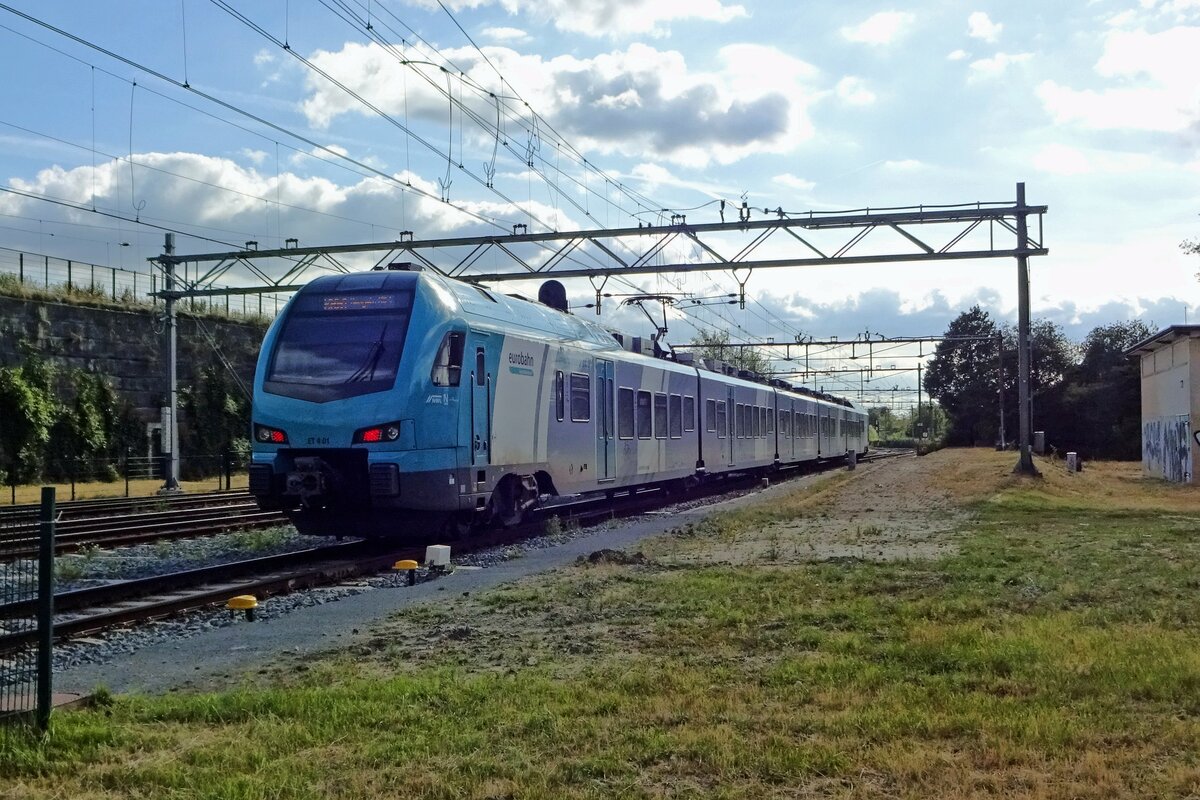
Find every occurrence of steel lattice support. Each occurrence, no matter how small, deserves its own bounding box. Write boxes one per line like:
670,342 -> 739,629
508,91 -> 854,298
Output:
150,183 -> 1046,483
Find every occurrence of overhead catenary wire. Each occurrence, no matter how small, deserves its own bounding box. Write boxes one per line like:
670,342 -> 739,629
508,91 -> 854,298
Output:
0,3 -> 792,351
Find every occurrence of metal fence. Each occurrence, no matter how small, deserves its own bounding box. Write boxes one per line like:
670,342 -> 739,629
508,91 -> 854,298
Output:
0,247 -> 290,320
0,488 -> 55,737
6,452 -> 251,505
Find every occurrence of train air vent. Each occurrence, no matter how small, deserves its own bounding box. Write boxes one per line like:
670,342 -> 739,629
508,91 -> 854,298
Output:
369,463 -> 401,496
248,465 -> 274,495
373,261 -> 421,271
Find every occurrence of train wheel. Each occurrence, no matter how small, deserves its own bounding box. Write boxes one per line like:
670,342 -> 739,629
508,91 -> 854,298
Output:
439,512 -> 474,541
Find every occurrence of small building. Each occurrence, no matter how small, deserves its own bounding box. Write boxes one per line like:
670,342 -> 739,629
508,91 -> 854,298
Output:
1126,325 -> 1200,483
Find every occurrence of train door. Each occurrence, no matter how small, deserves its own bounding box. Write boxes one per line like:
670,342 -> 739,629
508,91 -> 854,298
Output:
470,343 -> 491,469
596,359 -> 615,481
727,387 -> 736,466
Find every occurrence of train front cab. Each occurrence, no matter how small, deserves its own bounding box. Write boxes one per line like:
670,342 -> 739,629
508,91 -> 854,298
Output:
248,271 -> 481,533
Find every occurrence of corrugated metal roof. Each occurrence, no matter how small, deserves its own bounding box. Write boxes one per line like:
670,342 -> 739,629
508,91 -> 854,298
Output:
1125,324 -> 1200,356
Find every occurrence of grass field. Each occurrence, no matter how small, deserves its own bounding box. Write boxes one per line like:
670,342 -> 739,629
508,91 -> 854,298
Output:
3,474 -> 249,506
2,450 -> 1198,798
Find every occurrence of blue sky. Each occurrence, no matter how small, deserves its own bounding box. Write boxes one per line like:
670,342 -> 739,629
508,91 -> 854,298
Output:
1,0 -> 1198,369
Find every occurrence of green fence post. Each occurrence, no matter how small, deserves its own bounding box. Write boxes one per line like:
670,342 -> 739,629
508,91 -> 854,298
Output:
36,486 -> 55,732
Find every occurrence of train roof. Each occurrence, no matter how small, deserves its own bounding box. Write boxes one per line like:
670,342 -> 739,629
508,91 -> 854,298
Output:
311,268 -> 861,412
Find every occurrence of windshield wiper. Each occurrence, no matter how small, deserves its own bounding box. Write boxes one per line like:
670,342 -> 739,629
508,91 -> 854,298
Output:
344,323 -> 388,383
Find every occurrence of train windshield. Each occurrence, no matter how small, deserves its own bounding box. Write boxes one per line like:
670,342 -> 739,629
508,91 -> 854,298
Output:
263,290 -> 414,402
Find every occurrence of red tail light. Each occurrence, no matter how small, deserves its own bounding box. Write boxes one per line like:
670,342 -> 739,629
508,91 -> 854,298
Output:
354,422 -> 402,444
254,424 -> 289,444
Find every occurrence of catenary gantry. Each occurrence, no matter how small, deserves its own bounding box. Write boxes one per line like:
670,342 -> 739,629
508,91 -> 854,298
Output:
151,183 -> 1047,484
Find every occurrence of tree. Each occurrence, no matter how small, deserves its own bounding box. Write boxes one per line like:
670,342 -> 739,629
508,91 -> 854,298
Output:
180,357 -> 252,476
689,329 -> 772,375
0,350 -> 57,482
994,319 -> 1078,453
1059,320 -> 1150,459
923,306 -> 1001,445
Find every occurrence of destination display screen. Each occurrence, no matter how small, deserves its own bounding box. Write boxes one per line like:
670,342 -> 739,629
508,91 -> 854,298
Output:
316,291 -> 405,309
293,292 -> 410,313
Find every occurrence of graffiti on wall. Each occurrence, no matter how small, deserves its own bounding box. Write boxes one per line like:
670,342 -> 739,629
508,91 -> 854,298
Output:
1143,415 -> 1192,482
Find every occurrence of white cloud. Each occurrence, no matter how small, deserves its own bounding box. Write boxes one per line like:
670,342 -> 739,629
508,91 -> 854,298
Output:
3,151 -> 575,263
967,51 -> 1031,81
253,49 -> 275,66
967,11 -> 1002,42
240,149 -> 268,166
411,0 -> 747,37
290,144 -> 349,167
1139,0 -> 1200,21
881,159 -> 923,171
629,162 -> 738,199
301,41 -> 821,167
836,76 -> 876,106
1036,25 -> 1200,131
772,173 -> 816,192
947,49 -> 969,60
1030,143 -> 1092,176
480,26 -> 530,43
840,12 -> 915,45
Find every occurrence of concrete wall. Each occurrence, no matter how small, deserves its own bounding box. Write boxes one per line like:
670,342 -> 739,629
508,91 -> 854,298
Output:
1138,337 -> 1197,482
0,295 -> 267,414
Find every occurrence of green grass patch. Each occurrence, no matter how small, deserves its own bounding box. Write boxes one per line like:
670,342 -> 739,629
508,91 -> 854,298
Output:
5,454 -> 1200,798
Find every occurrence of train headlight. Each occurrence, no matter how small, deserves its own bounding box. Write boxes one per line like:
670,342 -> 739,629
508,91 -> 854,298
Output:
354,421 -> 404,444
254,424 -> 288,444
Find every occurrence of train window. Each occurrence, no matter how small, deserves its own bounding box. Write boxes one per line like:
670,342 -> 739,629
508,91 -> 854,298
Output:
266,289 -> 413,402
605,378 -> 615,437
782,410 -> 790,438
654,393 -> 668,439
752,406 -> 760,438
669,394 -> 683,438
705,399 -> 717,432
618,388 -> 635,438
475,349 -> 486,386
636,391 -> 652,439
570,373 -> 590,422
767,406 -> 774,435
716,401 -> 727,438
554,371 -> 565,422
735,404 -> 744,438
683,396 -> 695,432
430,331 -> 464,386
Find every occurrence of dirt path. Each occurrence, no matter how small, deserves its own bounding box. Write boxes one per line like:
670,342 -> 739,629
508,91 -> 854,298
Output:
349,452 -> 983,674
645,451 -> 974,567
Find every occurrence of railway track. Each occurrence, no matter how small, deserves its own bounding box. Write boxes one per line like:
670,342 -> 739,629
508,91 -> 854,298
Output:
2,503 -> 288,561
0,489 -> 252,521
0,449 -> 911,655
0,498 -> 287,559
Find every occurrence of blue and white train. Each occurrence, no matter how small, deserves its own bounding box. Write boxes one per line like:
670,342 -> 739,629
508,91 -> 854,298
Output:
248,264 -> 868,535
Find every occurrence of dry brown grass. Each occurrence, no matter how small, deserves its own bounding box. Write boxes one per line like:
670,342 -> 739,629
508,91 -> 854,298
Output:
3,475 -> 248,505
